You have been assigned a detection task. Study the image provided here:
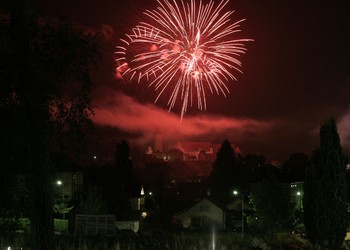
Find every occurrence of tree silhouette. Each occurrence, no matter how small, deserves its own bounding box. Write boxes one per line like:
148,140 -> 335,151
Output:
115,140 -> 135,186
84,141 -> 135,218
281,152 -> 309,182
209,140 -> 242,203
303,118 -> 348,249
0,1 -> 99,248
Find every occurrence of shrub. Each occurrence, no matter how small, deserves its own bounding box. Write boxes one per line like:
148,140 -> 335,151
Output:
54,219 -> 68,234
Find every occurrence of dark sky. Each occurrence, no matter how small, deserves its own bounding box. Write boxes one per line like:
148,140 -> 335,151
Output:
45,0 -> 350,161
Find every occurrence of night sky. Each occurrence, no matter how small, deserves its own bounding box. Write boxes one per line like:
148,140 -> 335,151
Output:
44,0 -> 350,161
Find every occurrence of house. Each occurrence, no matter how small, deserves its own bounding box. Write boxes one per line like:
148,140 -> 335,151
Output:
173,198 -> 225,229
127,184 -> 145,211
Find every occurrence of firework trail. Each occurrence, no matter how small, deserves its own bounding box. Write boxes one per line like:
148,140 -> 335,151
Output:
115,0 -> 252,119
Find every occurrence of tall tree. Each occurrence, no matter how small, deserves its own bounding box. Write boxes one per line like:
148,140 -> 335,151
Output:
209,140 -> 241,202
0,0 -> 99,248
303,118 -> 348,249
84,141 -> 135,217
115,140 -> 135,186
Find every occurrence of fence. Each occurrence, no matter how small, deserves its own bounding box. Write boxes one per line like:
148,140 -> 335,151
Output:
74,214 -> 115,236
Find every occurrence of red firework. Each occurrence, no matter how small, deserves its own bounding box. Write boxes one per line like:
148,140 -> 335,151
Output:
115,0 -> 252,119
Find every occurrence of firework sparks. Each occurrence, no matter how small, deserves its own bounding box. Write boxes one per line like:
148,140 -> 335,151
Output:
115,0 -> 252,119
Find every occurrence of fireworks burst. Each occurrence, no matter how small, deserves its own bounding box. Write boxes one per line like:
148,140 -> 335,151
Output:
115,0 -> 252,119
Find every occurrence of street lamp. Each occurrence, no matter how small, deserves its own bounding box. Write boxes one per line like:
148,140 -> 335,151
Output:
296,191 -> 302,210
233,189 -> 244,238
56,180 -> 65,220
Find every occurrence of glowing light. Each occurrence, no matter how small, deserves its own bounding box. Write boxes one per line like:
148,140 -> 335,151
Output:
141,185 -> 145,196
116,0 -> 252,119
212,226 -> 216,250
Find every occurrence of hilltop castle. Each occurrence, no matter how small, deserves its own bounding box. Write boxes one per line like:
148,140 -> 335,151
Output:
144,130 -> 242,181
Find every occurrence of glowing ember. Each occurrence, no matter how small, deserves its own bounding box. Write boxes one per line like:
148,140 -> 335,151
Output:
115,0 -> 252,119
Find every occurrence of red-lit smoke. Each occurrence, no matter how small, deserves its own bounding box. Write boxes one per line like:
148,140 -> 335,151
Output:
92,92 -> 273,149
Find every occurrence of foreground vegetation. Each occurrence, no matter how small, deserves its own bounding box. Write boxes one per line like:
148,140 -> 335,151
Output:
0,230 -> 311,250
